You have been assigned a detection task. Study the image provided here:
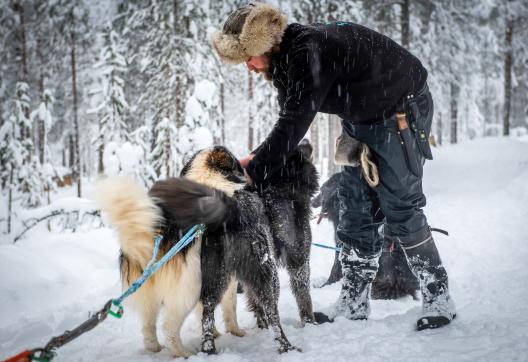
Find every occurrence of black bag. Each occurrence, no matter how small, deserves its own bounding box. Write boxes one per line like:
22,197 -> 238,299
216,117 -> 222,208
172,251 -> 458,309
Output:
408,90 -> 433,160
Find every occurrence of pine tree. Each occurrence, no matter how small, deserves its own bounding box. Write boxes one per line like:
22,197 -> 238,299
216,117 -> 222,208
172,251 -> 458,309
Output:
92,25 -> 129,174
31,89 -> 56,204
32,90 -> 54,165
0,113 -> 24,233
130,123 -> 157,187
13,82 -> 43,208
151,117 -> 179,179
52,0 -> 92,197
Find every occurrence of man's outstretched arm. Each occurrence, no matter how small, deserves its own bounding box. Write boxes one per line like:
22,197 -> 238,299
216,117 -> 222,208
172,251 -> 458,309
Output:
245,43 -> 335,185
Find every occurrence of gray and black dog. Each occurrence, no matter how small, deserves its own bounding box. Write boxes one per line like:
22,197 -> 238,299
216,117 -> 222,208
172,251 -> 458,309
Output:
149,141 -> 318,354
311,172 -> 419,300
260,140 -> 319,324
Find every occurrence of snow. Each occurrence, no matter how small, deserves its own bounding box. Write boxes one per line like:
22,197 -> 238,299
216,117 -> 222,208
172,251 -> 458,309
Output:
103,141 -> 144,177
2,137 -> 528,361
192,127 -> 214,150
194,80 -> 217,104
186,96 -> 204,122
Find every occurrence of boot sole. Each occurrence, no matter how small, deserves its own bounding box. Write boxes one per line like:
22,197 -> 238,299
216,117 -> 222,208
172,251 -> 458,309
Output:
314,311 -> 334,324
416,314 -> 456,331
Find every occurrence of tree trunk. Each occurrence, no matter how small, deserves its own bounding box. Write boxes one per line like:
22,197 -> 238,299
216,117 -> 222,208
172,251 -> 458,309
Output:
450,82 -> 458,144
165,128 -> 171,177
16,3 -> 28,78
37,17 -> 46,165
328,115 -> 341,176
7,168 -> 13,234
71,28 -> 82,197
220,82 -> 225,144
38,74 -> 45,165
503,16 -> 514,137
310,117 -> 319,166
98,144 -> 104,174
437,111 -> 443,146
15,3 -> 31,146
247,70 -> 254,151
69,134 -> 75,168
175,75 -> 184,128
400,0 -> 410,48
39,120 -> 46,164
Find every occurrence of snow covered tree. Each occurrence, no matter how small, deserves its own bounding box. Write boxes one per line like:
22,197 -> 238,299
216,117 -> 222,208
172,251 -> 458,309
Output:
500,0 -> 528,136
92,26 -> 129,174
13,83 -> 43,208
130,123 -> 157,187
151,117 -> 179,179
50,0 -> 92,197
32,90 -> 54,165
31,89 -> 56,205
0,113 -> 24,233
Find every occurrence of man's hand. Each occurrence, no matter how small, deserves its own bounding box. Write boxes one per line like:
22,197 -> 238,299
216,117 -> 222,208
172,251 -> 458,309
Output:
239,153 -> 255,169
240,154 -> 255,184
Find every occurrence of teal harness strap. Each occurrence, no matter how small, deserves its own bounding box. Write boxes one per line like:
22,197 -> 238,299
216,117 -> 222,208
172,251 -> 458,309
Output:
112,224 -> 206,308
312,242 -> 342,252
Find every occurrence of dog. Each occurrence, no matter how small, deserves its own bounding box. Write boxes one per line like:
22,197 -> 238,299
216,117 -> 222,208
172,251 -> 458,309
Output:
97,144 -> 313,356
311,172 -> 419,299
96,176 -> 204,357
259,139 -> 320,324
181,140 -> 320,353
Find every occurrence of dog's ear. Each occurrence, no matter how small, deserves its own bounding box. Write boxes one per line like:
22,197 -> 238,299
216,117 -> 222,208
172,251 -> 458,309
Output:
298,139 -> 313,160
208,146 -> 240,172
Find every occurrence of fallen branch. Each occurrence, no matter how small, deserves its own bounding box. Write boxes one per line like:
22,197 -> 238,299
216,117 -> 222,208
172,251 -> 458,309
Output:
12,198 -> 102,243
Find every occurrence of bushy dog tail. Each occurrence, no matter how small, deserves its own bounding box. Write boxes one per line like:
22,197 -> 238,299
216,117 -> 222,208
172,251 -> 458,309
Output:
148,177 -> 234,230
96,176 -> 162,266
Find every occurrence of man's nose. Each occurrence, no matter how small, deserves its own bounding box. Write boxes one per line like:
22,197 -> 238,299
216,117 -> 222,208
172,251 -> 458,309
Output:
245,61 -> 254,71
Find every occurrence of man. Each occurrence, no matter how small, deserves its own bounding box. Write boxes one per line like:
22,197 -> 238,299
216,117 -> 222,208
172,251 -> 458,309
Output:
212,2 -> 456,330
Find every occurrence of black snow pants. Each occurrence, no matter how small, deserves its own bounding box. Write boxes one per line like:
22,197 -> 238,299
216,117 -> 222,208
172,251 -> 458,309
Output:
336,84 -> 434,257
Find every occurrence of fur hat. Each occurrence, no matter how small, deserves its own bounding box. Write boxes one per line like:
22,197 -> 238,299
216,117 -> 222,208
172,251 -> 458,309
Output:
212,3 -> 288,64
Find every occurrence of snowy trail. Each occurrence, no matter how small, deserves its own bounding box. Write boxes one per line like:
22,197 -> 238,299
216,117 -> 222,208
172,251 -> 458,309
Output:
2,138 -> 528,361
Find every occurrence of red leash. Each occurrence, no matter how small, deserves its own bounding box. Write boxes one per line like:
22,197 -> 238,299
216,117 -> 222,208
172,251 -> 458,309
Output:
3,350 -> 33,362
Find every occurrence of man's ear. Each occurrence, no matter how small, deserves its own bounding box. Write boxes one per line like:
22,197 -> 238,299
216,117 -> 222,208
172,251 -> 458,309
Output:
298,139 -> 313,159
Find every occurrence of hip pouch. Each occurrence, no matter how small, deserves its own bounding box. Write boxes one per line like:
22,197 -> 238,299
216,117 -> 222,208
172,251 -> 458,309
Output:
334,130 -> 379,187
396,112 -> 423,178
334,130 -> 361,167
408,99 -> 433,160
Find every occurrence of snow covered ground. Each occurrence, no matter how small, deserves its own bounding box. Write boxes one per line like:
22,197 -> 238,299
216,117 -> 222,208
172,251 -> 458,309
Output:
2,137 -> 528,361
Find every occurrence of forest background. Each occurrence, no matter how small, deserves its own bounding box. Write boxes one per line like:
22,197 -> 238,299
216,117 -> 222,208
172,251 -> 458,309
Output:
1,0 -> 527,235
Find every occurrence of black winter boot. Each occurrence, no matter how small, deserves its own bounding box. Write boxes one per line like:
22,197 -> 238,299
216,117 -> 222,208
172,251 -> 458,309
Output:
399,227 -> 456,330
328,244 -> 380,320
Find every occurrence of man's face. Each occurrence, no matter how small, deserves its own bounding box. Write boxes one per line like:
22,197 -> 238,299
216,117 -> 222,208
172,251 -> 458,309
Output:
246,55 -> 271,78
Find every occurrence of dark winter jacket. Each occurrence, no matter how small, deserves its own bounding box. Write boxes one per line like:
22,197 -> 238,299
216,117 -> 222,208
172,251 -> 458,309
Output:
246,22 -> 427,186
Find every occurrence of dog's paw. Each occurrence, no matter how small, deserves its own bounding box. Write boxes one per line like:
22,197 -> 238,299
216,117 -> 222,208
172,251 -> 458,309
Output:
201,340 -> 217,355
171,348 -> 194,359
256,315 -> 269,329
278,343 -> 302,354
144,340 -> 163,353
227,326 -> 246,337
